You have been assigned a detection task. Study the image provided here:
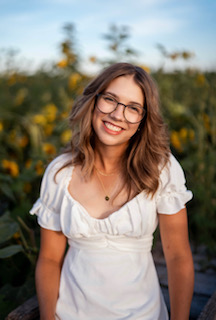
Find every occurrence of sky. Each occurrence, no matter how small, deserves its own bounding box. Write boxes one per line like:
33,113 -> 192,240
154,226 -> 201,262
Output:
0,0 -> 216,74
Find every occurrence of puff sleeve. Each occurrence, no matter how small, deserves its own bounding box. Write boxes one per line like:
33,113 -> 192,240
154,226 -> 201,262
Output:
156,154 -> 193,214
30,154 -> 71,231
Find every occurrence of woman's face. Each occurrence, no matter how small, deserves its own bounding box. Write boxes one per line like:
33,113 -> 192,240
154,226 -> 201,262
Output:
92,75 -> 144,151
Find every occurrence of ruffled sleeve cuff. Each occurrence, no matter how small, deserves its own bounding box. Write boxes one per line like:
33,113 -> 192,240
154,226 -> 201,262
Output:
156,189 -> 193,214
30,198 -> 62,231
156,154 -> 193,215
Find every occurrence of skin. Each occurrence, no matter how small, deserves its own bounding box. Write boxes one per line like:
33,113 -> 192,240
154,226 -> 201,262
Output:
36,75 -> 194,319
159,209 -> 194,320
92,75 -> 142,155
36,228 -> 67,320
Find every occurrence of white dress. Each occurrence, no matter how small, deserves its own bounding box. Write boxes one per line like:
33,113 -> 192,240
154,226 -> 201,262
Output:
30,153 -> 193,320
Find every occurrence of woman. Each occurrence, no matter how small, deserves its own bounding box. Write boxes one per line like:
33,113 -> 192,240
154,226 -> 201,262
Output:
30,63 -> 194,320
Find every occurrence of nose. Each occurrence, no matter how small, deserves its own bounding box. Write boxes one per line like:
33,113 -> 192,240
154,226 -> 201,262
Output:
110,103 -> 125,121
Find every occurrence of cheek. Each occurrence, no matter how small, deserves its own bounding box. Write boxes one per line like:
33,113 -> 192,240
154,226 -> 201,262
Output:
129,124 -> 140,135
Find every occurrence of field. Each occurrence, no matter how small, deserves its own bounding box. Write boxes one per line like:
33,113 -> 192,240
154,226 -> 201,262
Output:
0,26 -> 216,316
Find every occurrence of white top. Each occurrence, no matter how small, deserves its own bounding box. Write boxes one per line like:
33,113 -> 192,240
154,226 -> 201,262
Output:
30,153 -> 193,320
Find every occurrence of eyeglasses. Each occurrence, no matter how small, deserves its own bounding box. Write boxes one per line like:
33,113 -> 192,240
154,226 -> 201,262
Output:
96,93 -> 146,124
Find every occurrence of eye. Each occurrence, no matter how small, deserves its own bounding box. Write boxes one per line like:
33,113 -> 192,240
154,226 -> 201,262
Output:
103,95 -> 116,103
127,105 -> 143,114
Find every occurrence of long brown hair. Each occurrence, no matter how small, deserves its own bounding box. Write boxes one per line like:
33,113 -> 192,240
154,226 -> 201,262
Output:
61,63 -> 170,197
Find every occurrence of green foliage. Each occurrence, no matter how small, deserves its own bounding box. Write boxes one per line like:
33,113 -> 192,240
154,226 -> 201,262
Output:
0,25 -> 91,317
102,24 -> 137,63
0,211 -> 19,243
0,245 -> 23,258
0,210 -> 38,317
154,70 -> 216,250
89,24 -> 138,67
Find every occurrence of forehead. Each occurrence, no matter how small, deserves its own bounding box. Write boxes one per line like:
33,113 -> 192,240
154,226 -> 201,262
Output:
105,75 -> 144,104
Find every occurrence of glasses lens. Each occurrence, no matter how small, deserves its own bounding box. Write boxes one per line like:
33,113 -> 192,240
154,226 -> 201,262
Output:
124,105 -> 145,123
97,94 -> 117,113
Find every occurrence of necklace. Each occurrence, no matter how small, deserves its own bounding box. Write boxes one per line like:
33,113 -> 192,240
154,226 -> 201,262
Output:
94,166 -> 116,177
95,168 -> 110,201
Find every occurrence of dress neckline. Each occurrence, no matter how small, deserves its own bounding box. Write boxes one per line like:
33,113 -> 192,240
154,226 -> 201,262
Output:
65,165 -> 146,222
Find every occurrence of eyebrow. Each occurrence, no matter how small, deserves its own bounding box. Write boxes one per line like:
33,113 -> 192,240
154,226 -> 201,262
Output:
104,91 -> 143,107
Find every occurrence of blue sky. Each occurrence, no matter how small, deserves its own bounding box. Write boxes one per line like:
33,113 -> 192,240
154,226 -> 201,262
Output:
0,0 -> 216,73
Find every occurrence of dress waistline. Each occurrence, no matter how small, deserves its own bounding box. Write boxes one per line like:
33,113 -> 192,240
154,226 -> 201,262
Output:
68,235 -> 153,253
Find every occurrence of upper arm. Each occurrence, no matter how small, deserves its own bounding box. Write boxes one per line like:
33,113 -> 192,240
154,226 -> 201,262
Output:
158,208 -> 192,263
38,227 -> 67,266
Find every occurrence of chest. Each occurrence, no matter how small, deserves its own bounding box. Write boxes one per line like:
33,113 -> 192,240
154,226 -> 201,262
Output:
68,167 -> 136,219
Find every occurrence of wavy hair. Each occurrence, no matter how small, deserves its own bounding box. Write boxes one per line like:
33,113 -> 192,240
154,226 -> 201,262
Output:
61,63 -> 170,198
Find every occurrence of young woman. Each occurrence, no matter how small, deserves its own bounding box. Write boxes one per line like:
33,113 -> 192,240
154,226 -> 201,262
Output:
30,63 -> 194,320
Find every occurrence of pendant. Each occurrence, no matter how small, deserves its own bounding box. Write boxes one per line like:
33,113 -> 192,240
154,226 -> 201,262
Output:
105,196 -> 109,201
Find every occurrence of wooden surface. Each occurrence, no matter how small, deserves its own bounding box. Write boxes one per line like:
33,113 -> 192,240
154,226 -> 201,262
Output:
197,291 -> 216,320
5,296 -> 39,320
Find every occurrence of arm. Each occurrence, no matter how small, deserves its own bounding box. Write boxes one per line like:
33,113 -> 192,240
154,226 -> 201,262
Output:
35,227 -> 67,320
159,208 -> 194,320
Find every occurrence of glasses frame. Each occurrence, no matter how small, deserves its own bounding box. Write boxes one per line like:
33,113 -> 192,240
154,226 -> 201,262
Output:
95,93 -> 146,124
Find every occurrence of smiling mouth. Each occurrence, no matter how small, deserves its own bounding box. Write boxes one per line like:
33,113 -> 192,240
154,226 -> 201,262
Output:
104,121 -> 123,132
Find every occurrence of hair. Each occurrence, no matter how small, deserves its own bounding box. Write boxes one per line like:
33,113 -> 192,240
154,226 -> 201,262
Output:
60,62 -> 170,198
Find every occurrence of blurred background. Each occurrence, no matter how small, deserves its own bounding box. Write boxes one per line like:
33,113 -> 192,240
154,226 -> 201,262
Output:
0,0 -> 216,317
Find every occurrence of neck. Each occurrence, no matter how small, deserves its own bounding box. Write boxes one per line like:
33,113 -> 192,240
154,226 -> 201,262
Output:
94,141 -> 126,174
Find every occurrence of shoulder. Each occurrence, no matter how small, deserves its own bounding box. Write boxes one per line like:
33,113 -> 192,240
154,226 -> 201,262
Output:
45,152 -> 72,172
159,153 -> 186,185
40,153 -> 73,193
38,152 -> 73,206
43,152 -> 72,180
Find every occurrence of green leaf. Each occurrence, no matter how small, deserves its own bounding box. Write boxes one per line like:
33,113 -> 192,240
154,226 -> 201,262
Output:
0,212 -> 19,243
0,183 -> 16,202
0,245 -> 23,258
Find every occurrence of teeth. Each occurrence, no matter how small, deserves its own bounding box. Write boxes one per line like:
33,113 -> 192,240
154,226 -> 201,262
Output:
104,122 -> 122,132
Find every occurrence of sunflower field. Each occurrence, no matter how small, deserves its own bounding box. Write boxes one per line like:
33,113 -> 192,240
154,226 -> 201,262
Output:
0,24 -> 215,317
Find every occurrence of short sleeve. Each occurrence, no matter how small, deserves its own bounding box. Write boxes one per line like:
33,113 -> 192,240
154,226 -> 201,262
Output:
30,154 -> 72,231
156,154 -> 193,214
